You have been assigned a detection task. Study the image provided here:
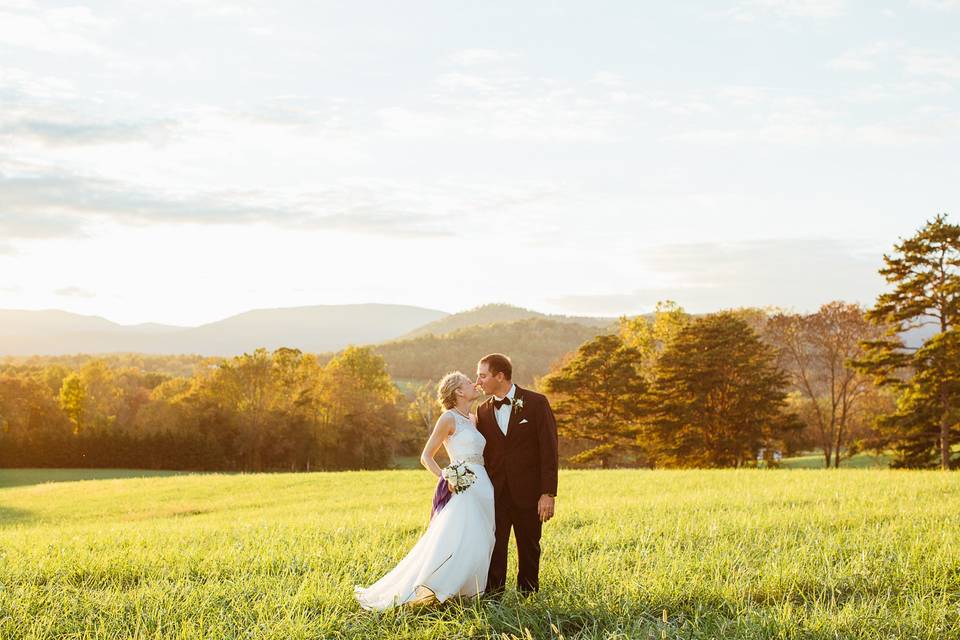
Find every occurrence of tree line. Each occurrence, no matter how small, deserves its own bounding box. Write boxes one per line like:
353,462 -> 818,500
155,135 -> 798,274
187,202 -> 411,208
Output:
544,214 -> 959,470
0,346 -> 414,471
1,215 -> 957,471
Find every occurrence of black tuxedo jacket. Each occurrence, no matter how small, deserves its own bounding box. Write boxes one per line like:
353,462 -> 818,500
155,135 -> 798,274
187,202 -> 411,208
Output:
476,385 -> 559,508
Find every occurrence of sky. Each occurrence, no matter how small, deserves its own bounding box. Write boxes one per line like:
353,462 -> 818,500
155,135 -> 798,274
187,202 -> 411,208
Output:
1,0 -> 958,327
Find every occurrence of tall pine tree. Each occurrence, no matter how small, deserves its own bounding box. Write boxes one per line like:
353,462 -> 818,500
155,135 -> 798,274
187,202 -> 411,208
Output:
856,214 -> 960,469
645,312 -> 798,468
541,333 -> 647,467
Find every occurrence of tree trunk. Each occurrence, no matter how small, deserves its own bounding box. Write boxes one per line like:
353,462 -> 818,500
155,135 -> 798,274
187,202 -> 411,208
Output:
833,420 -> 845,468
940,386 -> 951,471
939,312 -> 951,470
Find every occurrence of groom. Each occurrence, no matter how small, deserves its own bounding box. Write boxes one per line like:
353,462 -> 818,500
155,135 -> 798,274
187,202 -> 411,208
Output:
475,353 -> 559,596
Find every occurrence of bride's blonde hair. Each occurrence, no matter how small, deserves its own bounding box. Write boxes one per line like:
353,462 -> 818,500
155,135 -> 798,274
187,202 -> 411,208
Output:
437,371 -> 470,410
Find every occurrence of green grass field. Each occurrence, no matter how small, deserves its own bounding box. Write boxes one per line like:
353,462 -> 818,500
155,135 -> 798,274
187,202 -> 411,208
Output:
1,467 -> 958,639
0,468 -> 199,489
778,452 -> 891,470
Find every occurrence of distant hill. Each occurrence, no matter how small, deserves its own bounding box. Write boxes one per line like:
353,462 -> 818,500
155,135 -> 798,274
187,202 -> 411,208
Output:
0,309 -> 187,355
0,305 -> 448,356
0,309 -> 179,334
372,317 -> 616,386
160,304 -> 446,356
400,303 -> 616,340
2,303 -> 935,367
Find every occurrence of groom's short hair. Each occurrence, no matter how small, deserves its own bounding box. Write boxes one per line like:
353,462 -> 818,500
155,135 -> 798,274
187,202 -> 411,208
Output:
479,353 -> 512,380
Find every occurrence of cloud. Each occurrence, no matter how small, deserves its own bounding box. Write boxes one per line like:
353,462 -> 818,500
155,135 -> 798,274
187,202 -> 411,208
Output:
909,0 -> 960,9
0,210 -> 87,240
55,286 -> 96,298
394,52 -> 957,150
853,119 -> 950,145
591,71 -> 626,88
171,0 -> 274,19
1,162 -> 547,241
226,96 -> 354,134
725,0 -> 845,21
663,93 -> 848,147
903,51 -> 960,79
827,43 -> 960,83
377,68 -> 623,142
661,82 -> 957,148
0,1 -> 115,55
827,43 -> 891,72
447,49 -> 518,67
0,66 -> 76,100
548,237 -> 885,315
0,65 -> 181,148
1,117 -> 178,146
0,67 -> 359,154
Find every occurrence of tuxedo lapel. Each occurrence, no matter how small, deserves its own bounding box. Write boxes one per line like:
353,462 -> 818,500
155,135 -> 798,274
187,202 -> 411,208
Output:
505,385 -> 525,439
482,399 -> 505,440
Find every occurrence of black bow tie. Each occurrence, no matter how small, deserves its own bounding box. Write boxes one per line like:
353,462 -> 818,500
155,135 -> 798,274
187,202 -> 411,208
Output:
493,397 -> 512,410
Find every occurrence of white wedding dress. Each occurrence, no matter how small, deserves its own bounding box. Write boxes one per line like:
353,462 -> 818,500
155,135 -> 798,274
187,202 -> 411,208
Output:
354,409 -> 495,610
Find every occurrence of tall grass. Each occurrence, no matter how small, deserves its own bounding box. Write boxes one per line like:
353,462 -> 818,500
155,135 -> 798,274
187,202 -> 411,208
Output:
1,468 -> 957,639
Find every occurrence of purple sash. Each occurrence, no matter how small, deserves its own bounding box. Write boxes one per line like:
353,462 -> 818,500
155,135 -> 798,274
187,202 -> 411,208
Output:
430,475 -> 452,521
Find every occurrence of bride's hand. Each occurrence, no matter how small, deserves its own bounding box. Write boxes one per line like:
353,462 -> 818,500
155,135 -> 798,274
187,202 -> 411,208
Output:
447,480 -> 457,494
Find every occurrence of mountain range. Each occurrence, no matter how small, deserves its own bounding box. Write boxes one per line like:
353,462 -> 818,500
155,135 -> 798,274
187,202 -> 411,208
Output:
0,303 -> 937,361
0,304 -> 614,357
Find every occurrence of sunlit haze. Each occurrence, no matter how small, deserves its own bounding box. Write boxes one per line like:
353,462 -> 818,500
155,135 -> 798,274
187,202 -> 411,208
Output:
2,0 -> 958,325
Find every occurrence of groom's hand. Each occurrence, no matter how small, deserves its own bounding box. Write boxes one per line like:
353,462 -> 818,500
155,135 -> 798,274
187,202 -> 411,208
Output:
538,494 -> 555,523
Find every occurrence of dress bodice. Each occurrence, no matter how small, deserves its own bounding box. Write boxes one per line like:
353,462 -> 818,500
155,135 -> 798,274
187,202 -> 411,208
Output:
443,409 -> 486,464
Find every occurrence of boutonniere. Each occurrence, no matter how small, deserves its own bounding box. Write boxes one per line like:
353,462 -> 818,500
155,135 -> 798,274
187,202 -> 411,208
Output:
512,397 -> 524,413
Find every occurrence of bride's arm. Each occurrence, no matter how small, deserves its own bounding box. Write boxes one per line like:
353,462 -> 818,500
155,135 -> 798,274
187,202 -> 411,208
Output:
420,412 -> 455,478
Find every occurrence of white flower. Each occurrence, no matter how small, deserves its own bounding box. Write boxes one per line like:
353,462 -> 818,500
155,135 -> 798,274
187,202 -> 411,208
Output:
442,461 -> 477,493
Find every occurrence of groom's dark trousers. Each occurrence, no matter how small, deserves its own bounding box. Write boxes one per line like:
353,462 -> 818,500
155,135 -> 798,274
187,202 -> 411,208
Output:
488,485 -> 543,593
477,385 -> 559,595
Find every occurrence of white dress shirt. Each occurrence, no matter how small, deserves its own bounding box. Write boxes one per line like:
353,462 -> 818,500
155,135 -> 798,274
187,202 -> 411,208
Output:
493,383 -> 516,436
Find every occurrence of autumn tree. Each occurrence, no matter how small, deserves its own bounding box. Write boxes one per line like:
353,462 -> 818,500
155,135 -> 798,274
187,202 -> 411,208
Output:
645,312 -> 799,467
618,300 -> 690,379
134,377 -> 193,436
0,376 -> 69,466
406,379 -> 441,439
214,348 -> 277,470
767,302 -> 889,467
58,373 -> 85,435
856,214 -> 960,469
77,359 -> 121,431
0,346 -> 411,471
317,345 -> 401,469
541,333 -> 647,467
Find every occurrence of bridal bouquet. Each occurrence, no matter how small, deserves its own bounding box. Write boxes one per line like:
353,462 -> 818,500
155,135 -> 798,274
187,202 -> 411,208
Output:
442,461 -> 477,494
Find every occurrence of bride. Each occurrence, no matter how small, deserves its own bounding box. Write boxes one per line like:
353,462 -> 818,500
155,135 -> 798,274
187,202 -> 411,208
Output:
354,372 -> 495,610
